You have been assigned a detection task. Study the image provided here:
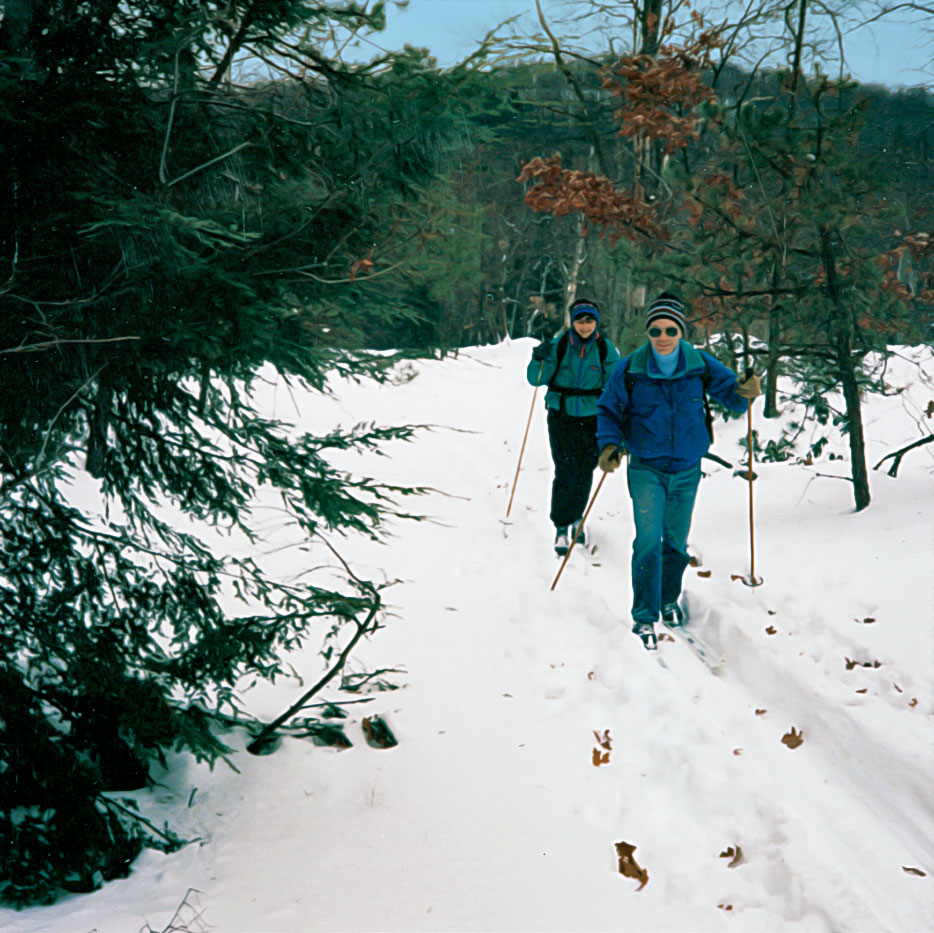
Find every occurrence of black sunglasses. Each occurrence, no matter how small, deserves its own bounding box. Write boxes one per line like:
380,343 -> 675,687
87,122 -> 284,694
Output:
648,326 -> 680,337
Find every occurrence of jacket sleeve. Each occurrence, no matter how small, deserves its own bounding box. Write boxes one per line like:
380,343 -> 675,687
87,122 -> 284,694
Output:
526,337 -> 558,386
702,352 -> 749,414
596,356 -> 630,450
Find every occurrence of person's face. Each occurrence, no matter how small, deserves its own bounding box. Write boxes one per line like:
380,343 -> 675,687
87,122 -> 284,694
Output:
646,317 -> 682,354
572,314 -> 597,339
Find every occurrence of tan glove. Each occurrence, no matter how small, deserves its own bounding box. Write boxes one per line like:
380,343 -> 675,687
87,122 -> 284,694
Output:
735,372 -> 761,399
598,444 -> 624,473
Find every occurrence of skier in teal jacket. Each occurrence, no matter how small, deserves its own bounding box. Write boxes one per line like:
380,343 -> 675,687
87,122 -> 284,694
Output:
527,298 -> 621,556
596,292 -> 760,649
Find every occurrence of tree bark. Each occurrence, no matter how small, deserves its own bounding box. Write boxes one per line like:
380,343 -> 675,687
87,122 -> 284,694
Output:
764,269 -> 782,418
564,220 -> 587,322
639,0 -> 663,56
820,227 -> 871,511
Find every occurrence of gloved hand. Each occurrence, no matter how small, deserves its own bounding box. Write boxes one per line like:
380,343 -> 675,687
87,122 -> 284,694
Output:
598,444 -> 624,473
531,342 -> 550,362
735,372 -> 761,399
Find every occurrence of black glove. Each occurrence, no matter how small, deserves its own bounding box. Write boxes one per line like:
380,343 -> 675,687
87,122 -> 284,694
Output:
531,342 -> 550,362
598,445 -> 625,473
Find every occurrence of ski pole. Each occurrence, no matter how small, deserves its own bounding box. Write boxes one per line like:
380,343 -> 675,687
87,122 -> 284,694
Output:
506,357 -> 545,519
550,470 -> 607,592
741,372 -> 763,587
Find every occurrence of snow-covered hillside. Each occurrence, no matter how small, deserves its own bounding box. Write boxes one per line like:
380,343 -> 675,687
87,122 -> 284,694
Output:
7,341 -> 933,933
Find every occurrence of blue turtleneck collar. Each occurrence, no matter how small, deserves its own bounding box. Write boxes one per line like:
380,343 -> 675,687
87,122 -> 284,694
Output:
650,342 -> 681,377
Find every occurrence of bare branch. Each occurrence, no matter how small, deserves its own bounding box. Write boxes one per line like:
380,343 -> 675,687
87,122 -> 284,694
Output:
0,336 -> 141,356
872,434 -> 934,476
163,141 -> 252,189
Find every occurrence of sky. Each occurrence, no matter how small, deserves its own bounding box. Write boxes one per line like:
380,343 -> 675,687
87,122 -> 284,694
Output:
349,0 -> 933,90
6,340 -> 932,932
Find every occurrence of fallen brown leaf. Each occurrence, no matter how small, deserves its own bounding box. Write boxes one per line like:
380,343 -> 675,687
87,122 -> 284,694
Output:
856,688 -> 868,694
765,625 -> 777,635
730,574 -> 745,582
720,845 -> 744,867
903,866 -> 926,877
697,569 -> 712,578
593,729 -> 612,750
781,727 -> 804,749
718,904 -> 734,911
755,709 -> 767,716
893,682 -> 903,693
658,632 -> 675,642
732,748 -> 742,756
615,841 -> 649,889
909,698 -> 918,707
846,657 -> 882,670
592,748 -> 610,767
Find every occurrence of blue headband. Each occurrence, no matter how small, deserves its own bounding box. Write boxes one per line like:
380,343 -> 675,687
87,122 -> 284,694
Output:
571,304 -> 600,322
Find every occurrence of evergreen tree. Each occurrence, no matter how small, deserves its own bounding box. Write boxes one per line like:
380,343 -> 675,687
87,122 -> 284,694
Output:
0,1 -> 474,905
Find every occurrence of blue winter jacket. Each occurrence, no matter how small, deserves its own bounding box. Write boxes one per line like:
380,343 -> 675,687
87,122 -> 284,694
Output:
596,341 -> 748,472
527,330 -> 621,418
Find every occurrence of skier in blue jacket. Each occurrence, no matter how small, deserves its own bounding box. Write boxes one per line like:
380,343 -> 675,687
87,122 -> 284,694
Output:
528,298 -> 621,555
596,293 -> 760,649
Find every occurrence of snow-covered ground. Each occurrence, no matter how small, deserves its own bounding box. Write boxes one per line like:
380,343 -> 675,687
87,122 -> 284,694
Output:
7,341 -> 933,933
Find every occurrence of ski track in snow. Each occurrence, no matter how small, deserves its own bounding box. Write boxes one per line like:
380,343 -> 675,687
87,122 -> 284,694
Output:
7,341 -> 933,933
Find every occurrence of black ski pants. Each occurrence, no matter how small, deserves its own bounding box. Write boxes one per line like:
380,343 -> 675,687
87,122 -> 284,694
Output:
547,407 -> 599,529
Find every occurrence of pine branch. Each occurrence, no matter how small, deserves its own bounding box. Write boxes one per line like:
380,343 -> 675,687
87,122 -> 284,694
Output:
247,591 -> 382,754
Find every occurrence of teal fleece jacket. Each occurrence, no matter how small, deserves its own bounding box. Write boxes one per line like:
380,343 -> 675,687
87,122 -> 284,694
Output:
526,330 -> 621,418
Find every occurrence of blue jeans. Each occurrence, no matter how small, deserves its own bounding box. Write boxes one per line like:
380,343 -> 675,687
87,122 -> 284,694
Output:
627,458 -> 702,624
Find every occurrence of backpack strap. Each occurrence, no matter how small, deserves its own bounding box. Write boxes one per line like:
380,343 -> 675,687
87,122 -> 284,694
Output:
547,332 -> 571,388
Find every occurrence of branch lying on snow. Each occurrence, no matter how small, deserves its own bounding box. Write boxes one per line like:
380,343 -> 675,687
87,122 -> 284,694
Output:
872,435 -> 934,477
247,588 -> 382,755
140,887 -> 208,933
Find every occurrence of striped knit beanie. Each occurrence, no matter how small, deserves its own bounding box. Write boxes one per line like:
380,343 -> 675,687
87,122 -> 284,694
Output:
645,292 -> 687,335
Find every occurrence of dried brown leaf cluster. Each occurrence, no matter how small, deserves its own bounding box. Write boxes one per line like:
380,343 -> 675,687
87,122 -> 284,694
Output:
602,31 -> 721,153
877,232 -> 934,305
518,156 -> 667,244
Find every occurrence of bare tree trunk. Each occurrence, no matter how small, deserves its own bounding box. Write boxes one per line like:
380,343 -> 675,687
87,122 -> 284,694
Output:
764,268 -> 782,418
639,0 -> 663,55
788,0 -> 808,116
563,221 -> 587,325
764,312 -> 782,418
820,227 -> 871,511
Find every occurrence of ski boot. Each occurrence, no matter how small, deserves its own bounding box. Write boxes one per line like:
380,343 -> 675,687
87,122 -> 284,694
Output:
554,526 -> 570,557
632,621 -> 657,651
661,601 -> 684,627
570,518 -> 586,548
